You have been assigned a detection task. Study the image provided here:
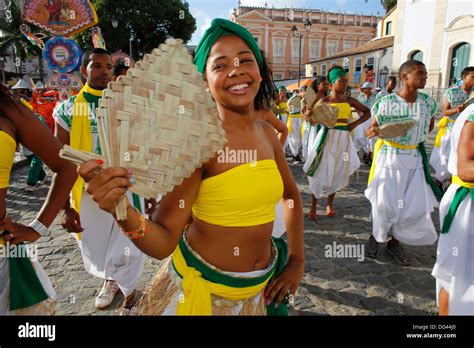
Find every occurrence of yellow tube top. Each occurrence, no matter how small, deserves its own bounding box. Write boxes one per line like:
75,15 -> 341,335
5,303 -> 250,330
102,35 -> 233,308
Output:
0,131 -> 16,189
330,102 -> 352,127
192,159 -> 284,227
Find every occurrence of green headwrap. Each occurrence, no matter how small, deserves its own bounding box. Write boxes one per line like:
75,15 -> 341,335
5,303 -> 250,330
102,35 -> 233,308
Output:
193,18 -> 263,74
328,67 -> 346,84
278,86 -> 287,92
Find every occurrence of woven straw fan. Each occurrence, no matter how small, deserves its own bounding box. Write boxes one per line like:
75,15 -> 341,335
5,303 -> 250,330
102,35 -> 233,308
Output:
61,38 -> 227,220
378,121 -> 416,139
310,102 -> 339,128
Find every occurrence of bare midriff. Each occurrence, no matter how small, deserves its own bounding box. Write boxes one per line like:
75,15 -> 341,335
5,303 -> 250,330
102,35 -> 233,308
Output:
187,217 -> 273,273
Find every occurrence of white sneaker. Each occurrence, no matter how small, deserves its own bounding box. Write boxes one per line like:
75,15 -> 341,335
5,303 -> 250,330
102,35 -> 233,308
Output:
95,280 -> 120,309
25,185 -> 35,192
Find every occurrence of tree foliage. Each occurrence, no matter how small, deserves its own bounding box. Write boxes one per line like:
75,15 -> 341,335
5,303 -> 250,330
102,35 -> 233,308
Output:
0,0 -> 43,60
74,0 -> 197,59
380,0 -> 397,13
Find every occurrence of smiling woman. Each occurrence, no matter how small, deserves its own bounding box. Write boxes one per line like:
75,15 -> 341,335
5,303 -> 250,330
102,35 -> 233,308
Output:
77,18 -> 305,316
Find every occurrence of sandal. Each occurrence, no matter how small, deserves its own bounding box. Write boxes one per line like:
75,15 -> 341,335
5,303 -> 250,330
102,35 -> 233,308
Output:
327,209 -> 336,217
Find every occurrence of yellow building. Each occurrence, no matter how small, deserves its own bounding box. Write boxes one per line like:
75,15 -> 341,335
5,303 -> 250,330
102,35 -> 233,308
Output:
305,37 -> 394,88
304,6 -> 397,88
231,4 -> 379,80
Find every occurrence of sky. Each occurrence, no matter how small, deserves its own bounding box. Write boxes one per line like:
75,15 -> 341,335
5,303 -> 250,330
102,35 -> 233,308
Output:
188,0 -> 386,45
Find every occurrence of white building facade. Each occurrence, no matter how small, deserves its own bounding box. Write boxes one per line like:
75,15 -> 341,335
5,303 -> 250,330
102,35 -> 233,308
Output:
393,0 -> 474,88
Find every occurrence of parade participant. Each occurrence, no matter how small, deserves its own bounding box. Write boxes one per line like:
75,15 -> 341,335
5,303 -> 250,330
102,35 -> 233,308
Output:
301,76 -> 329,220
365,60 -> 442,266
0,84 -> 77,315
354,81 -> 377,161
303,66 -> 369,219
275,86 -> 289,124
432,103 -> 474,315
23,112 -> 49,192
375,76 -> 397,101
430,66 -> 474,183
53,48 -> 146,314
113,60 -> 130,80
77,18 -> 304,316
287,88 -> 304,163
300,85 -> 312,161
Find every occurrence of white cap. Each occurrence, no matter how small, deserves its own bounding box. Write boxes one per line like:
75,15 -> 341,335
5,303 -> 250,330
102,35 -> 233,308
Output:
361,82 -> 373,89
11,78 -> 32,90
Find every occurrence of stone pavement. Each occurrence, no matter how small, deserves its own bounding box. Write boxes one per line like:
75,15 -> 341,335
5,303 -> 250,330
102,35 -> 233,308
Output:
6,138 -> 440,316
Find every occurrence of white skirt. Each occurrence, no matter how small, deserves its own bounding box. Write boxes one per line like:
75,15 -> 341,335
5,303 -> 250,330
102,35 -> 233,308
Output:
432,183 -> 474,315
301,121 -> 311,161
77,193 -> 146,297
287,117 -> 303,157
365,161 -> 438,245
0,256 -> 55,315
353,118 -> 371,154
429,127 -> 453,182
304,128 -> 360,199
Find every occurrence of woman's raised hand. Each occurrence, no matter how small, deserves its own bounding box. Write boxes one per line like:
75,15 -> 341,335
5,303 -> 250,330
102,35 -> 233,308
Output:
78,160 -> 133,215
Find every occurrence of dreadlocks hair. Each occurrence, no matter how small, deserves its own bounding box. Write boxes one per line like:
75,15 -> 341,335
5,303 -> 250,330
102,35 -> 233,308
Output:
310,76 -> 328,93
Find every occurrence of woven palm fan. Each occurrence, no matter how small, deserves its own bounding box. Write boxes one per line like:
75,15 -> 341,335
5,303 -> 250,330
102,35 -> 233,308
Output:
60,38 -> 227,219
310,102 -> 339,128
463,91 -> 474,108
287,95 -> 302,114
301,87 -> 317,122
378,120 -> 416,139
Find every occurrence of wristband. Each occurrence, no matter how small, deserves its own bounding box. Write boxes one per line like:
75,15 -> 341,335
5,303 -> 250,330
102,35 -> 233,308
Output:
29,219 -> 50,237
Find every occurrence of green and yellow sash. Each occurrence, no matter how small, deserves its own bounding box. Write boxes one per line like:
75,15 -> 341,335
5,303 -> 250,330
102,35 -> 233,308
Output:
434,117 -> 456,148
368,140 -> 443,200
70,83 -> 103,214
171,236 -> 288,316
441,176 -> 474,234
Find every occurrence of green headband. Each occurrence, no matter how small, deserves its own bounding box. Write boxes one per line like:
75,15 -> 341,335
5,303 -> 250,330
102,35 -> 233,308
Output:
278,86 -> 287,92
193,18 -> 263,74
328,67 -> 346,84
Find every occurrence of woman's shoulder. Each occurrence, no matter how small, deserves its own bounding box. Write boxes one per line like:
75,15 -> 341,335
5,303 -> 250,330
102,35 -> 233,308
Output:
0,116 -> 16,140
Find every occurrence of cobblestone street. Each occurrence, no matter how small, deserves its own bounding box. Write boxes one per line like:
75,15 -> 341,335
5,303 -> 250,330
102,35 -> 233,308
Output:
6,137 -> 440,316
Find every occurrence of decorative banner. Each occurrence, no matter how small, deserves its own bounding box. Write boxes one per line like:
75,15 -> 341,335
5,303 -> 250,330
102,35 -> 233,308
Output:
20,24 -> 46,50
43,36 -> 82,73
91,27 -> 106,49
112,52 -> 135,69
46,73 -> 83,90
46,73 -> 83,102
23,0 -> 98,37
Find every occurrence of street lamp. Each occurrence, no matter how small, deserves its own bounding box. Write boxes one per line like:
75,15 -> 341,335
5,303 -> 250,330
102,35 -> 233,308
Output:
111,19 -> 133,58
291,19 -> 312,88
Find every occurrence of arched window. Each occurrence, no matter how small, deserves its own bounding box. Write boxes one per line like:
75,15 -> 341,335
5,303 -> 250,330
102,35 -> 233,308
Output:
449,42 -> 471,84
410,50 -> 423,62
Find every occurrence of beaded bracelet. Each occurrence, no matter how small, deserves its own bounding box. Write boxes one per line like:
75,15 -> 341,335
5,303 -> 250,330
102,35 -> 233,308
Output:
121,207 -> 147,240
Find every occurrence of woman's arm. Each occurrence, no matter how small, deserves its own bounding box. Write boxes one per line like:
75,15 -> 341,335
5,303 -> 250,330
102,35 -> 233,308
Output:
1,93 -> 77,230
458,121 -> 474,182
261,123 -> 304,305
262,110 -> 288,146
78,162 -> 203,260
348,97 -> 371,131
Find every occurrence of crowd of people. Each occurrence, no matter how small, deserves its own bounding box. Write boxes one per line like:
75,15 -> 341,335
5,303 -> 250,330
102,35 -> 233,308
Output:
0,18 -> 472,316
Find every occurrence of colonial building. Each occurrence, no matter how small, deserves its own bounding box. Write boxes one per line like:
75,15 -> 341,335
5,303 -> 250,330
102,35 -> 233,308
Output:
304,6 -> 396,88
230,3 -> 379,80
392,0 -> 473,88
